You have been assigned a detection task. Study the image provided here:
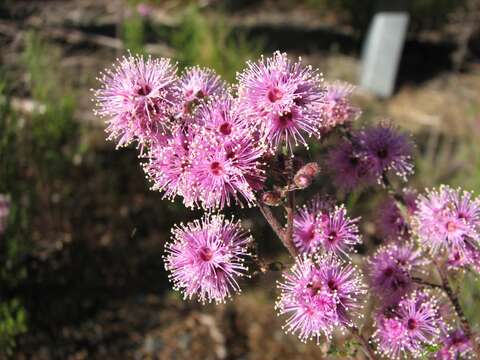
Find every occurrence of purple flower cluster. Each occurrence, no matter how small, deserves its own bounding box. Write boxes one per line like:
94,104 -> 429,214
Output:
436,327 -> 472,359
413,185 -> 480,271
276,255 -> 366,342
164,214 -> 252,304
293,197 -> 361,256
373,290 -> 443,359
368,243 -> 425,306
327,123 -> 414,190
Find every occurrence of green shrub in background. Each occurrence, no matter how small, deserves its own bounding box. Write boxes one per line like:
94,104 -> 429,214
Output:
23,32 -> 77,177
123,2 -> 146,55
0,32 -> 80,354
0,80 -> 29,356
171,5 -> 263,82
0,300 -> 27,355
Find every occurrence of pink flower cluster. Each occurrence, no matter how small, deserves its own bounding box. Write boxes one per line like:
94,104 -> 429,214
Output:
164,214 -> 252,304
276,255 -> 366,342
94,53 -> 358,210
413,185 -> 480,272
373,290 -> 443,359
94,52 -> 479,359
293,197 -> 361,256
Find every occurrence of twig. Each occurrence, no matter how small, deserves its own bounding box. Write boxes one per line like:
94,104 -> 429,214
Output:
411,276 -> 443,290
255,199 -> 297,257
283,155 -> 297,258
435,264 -> 472,336
432,262 -> 480,358
350,326 -> 378,360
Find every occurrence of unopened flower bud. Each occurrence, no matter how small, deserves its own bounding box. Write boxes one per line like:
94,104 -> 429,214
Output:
261,191 -> 282,206
293,162 -> 319,189
299,162 -> 320,177
294,173 -> 312,189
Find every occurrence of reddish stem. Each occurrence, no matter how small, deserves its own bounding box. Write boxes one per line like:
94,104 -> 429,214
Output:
283,155 -> 297,257
256,199 -> 297,257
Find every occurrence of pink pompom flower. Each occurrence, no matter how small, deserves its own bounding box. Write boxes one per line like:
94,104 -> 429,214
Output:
178,66 -> 227,118
144,127 -> 197,206
94,54 -> 179,150
293,197 -> 332,255
320,82 -> 360,131
164,214 -> 252,304
194,96 -> 250,142
293,199 -> 360,256
276,255 -> 366,343
189,136 -> 255,209
146,96 -> 266,210
188,129 -> 265,210
413,185 -> 480,255
237,51 -> 325,152
373,289 -> 443,359
317,205 -> 361,256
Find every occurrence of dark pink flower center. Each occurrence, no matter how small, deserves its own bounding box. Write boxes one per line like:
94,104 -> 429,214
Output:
267,87 -> 283,102
278,112 -> 293,127
137,84 -> 152,96
327,279 -> 337,291
147,102 -> 160,114
407,318 -> 417,330
446,221 -> 458,233
210,161 -> 223,176
306,228 -> 315,240
383,267 -> 394,277
327,231 -> 337,243
199,247 -> 214,261
219,122 -> 232,135
307,281 -> 322,295
377,147 -> 388,159
349,156 -> 359,166
225,151 -> 236,160
181,160 -> 190,172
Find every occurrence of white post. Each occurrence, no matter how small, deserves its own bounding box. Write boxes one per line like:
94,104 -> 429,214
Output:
360,12 -> 409,98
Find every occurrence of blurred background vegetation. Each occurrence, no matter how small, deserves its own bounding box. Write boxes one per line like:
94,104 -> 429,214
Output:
0,0 -> 480,358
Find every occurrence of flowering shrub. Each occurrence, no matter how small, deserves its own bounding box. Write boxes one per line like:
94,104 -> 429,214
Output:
94,51 -> 480,359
